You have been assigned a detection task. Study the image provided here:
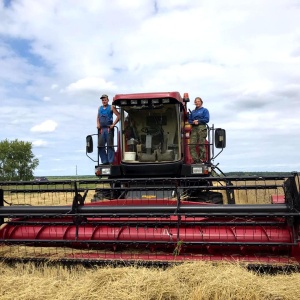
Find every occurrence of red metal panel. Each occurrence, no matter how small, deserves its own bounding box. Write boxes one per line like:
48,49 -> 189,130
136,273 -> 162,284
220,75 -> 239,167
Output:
113,91 -> 183,104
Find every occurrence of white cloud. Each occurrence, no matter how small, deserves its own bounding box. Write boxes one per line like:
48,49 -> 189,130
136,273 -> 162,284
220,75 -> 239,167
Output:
65,77 -> 117,94
32,139 -> 48,147
30,120 -> 58,133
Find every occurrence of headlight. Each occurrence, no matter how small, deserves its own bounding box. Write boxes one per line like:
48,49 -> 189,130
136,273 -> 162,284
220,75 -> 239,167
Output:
101,168 -> 111,175
95,167 -> 111,176
192,167 -> 203,174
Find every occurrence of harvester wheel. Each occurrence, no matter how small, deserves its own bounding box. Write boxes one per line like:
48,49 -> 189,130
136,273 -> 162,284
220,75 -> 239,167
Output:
91,190 -> 110,202
91,182 -> 126,202
194,191 -> 223,204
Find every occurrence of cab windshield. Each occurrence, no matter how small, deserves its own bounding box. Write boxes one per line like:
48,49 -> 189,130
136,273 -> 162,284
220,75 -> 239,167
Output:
120,104 -> 181,162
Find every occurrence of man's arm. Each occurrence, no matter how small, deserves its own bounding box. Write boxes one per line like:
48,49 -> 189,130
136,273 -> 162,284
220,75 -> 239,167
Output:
111,106 -> 120,127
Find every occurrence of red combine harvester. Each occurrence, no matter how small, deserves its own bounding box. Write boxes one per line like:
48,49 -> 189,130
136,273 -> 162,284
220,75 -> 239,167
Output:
0,91 -> 300,268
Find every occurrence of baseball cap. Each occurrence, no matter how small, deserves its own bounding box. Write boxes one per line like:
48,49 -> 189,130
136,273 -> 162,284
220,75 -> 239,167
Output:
100,94 -> 108,99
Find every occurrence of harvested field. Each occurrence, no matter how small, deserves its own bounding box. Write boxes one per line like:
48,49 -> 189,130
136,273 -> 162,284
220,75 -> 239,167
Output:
1,261 -> 300,300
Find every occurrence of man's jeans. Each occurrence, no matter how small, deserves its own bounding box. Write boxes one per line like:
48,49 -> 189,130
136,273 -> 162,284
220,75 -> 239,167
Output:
98,128 -> 114,164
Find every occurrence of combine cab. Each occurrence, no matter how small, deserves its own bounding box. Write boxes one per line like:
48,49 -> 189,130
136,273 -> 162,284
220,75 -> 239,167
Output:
1,91 -> 300,267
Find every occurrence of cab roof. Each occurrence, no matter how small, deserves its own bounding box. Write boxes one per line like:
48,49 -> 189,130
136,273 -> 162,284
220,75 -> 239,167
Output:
113,91 -> 185,105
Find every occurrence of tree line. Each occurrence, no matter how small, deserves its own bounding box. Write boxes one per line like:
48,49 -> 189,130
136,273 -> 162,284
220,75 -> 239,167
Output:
224,171 -> 295,177
0,139 -> 39,181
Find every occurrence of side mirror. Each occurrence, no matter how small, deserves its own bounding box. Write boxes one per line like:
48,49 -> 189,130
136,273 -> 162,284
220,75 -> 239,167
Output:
86,135 -> 94,153
215,128 -> 226,149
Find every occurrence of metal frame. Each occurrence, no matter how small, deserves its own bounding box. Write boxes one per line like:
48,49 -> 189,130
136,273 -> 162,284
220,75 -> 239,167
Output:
0,173 -> 299,265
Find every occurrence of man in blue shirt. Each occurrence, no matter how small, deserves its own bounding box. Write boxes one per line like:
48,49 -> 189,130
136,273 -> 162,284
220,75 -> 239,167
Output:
97,94 -> 120,164
188,97 -> 210,163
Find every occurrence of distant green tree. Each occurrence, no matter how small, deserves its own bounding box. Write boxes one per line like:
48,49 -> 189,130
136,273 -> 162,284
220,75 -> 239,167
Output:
0,139 -> 39,181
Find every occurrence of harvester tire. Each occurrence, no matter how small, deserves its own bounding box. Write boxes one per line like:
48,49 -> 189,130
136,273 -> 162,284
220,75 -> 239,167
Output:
91,190 -> 110,202
194,191 -> 223,204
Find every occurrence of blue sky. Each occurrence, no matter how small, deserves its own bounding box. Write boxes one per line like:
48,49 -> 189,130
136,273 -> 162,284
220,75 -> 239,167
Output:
1,0 -> 300,176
